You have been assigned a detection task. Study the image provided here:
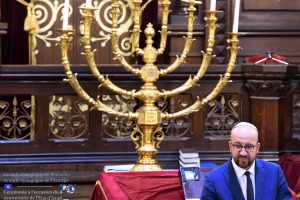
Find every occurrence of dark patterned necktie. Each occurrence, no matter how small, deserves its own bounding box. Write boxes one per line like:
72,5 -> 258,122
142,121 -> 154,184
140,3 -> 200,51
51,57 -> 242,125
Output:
245,171 -> 254,200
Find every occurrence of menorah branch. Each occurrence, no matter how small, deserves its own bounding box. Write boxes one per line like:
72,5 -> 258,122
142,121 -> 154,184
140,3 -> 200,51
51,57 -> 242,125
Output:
157,0 -> 171,55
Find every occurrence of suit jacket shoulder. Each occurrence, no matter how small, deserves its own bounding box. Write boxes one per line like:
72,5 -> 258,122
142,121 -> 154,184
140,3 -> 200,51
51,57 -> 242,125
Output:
201,159 -> 244,200
255,158 -> 292,200
201,158 -> 292,200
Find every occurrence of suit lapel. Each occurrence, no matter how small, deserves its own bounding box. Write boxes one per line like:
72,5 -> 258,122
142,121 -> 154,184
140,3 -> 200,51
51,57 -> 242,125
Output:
223,160 -> 245,200
255,159 -> 265,199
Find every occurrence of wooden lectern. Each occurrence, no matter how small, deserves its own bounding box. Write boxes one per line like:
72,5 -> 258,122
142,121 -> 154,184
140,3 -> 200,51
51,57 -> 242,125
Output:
242,63 -> 298,153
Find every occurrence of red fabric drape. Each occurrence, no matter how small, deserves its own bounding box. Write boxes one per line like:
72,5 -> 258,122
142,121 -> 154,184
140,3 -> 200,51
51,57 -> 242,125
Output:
114,174 -> 184,200
89,171 -> 185,200
278,152 -> 300,195
1,0 -> 28,64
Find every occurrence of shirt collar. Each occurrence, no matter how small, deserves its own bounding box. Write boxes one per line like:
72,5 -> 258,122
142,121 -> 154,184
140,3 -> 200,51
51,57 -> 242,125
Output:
231,158 -> 256,177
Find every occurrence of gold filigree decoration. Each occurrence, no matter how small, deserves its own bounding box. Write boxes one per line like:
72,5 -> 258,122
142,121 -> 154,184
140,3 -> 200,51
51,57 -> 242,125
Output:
49,95 -> 89,139
34,0 -> 73,47
0,96 -> 35,140
205,96 -> 240,138
17,0 -> 40,64
34,0 -> 132,56
87,0 -> 133,56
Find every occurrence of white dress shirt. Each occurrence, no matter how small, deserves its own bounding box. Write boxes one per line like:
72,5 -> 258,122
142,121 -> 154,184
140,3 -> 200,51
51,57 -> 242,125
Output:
231,159 -> 256,200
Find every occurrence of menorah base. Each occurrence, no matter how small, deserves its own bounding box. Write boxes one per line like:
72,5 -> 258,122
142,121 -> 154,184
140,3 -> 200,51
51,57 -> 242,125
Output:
131,163 -> 162,172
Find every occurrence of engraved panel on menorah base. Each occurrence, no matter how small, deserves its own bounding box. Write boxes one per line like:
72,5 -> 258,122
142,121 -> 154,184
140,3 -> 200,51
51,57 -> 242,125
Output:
101,94 -> 193,139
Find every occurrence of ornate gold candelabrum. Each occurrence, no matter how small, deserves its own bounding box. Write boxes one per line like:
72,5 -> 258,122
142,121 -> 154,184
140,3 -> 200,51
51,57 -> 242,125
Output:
57,0 -> 244,171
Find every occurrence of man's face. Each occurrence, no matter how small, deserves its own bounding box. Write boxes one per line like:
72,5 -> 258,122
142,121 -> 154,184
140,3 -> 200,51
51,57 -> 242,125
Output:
229,126 -> 260,170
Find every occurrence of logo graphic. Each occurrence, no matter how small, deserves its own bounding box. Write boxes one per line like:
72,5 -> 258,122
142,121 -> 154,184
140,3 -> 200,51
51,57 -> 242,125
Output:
59,184 -> 76,194
4,184 -> 12,190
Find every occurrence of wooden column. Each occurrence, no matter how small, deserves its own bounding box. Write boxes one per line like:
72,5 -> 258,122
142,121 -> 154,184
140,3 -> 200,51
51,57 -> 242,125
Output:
243,64 -> 297,153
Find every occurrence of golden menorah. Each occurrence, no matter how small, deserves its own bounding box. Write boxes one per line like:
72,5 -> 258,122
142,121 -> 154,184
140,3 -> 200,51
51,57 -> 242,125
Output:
56,0 -> 243,171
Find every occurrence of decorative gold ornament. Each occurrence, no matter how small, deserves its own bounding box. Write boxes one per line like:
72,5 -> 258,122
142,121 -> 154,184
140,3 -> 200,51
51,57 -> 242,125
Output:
57,2 -> 244,171
49,95 -> 89,140
0,96 -> 35,140
17,0 -> 39,65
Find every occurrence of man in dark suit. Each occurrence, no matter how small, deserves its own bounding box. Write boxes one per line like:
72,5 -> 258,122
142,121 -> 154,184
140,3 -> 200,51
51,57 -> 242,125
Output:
200,122 -> 292,200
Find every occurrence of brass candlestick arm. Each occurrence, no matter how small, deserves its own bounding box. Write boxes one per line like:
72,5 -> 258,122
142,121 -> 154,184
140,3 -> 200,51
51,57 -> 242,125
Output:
56,29 -> 75,73
182,0 -> 202,32
225,32 -> 245,73
198,33 -> 244,109
111,0 -> 122,28
162,33 -> 245,121
194,10 -> 222,82
159,1 -> 201,76
93,98 -> 138,121
159,76 -> 199,100
162,97 -> 202,120
99,76 -> 139,98
180,0 -> 200,59
79,7 -> 105,82
203,10 -> 222,51
111,29 -> 141,75
79,7 -> 97,48
79,7 -> 140,95
110,0 -> 141,74
56,29 -> 137,120
159,11 -> 221,99
56,29 -> 96,106
157,0 -> 171,55
79,7 -> 141,94
130,0 -> 152,53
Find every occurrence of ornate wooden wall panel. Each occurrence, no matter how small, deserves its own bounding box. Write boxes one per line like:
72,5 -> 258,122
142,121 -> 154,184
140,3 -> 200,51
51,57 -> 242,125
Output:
165,0 -> 231,65
165,0 -> 206,64
0,95 -> 34,140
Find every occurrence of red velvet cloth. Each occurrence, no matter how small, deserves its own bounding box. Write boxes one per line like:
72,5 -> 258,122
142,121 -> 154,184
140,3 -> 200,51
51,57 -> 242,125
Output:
278,152 -> 300,195
245,54 -> 285,64
89,171 -> 184,200
89,180 -> 109,200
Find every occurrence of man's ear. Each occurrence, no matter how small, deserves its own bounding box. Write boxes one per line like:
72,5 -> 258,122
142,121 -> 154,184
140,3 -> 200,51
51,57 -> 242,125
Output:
256,142 -> 260,153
